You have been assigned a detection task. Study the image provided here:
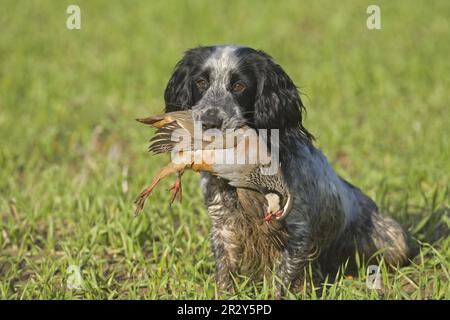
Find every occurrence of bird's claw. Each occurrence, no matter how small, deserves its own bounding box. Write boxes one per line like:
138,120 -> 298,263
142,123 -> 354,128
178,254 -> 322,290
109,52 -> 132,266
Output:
134,171 -> 183,215
134,188 -> 153,216
168,174 -> 183,206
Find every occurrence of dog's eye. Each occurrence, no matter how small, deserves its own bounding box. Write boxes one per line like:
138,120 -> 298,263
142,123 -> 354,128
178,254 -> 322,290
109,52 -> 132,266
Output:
232,82 -> 246,94
196,79 -> 209,91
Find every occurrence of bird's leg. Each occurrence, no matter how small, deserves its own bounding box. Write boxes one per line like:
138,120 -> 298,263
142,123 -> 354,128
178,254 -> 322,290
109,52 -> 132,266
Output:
134,162 -> 186,215
134,179 -> 162,216
168,170 -> 184,205
263,209 -> 284,221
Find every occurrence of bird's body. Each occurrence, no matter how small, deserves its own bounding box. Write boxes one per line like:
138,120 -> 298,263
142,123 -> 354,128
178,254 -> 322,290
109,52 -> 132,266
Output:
135,111 -> 292,249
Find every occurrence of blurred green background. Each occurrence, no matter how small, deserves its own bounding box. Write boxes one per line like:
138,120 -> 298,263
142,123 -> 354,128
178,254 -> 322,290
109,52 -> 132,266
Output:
0,0 -> 449,299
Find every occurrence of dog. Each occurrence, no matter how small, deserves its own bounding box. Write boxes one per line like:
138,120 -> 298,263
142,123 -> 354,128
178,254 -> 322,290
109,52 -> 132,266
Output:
162,45 -> 415,295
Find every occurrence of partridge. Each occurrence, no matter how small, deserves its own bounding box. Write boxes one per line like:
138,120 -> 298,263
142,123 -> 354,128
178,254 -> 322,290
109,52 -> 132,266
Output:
134,111 -> 292,248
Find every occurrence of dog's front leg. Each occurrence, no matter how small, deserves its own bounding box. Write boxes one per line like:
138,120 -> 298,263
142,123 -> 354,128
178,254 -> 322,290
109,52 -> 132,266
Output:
210,222 -> 241,293
275,225 -> 317,298
201,173 -> 242,294
277,249 -> 307,297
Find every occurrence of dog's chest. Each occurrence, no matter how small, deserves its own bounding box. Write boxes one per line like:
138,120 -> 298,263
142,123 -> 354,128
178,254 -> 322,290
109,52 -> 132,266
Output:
200,174 -> 282,270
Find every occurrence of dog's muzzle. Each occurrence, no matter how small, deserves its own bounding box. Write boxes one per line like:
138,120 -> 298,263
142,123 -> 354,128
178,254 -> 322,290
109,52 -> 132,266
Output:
192,96 -> 242,131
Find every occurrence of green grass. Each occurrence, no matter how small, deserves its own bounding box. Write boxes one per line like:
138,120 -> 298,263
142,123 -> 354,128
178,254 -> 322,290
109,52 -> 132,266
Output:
0,0 -> 449,299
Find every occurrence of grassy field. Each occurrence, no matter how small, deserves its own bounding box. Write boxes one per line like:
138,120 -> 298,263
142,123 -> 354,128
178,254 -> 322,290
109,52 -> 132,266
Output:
0,0 -> 449,299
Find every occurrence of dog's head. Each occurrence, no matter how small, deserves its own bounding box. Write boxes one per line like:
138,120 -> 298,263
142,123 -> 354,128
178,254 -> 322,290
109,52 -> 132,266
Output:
164,45 -> 313,142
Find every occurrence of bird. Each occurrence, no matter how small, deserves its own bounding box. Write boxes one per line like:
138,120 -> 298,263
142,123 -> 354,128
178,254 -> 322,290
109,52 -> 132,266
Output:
134,110 -> 292,249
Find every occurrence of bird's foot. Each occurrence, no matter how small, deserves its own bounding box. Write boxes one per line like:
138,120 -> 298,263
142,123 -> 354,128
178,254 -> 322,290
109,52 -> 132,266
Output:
263,209 -> 284,221
134,184 -> 157,216
168,172 -> 183,205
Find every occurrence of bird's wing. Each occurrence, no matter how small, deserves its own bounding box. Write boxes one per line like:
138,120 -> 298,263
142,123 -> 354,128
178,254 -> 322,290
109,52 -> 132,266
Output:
139,111 -> 239,154
148,121 -> 188,154
150,134 -> 271,194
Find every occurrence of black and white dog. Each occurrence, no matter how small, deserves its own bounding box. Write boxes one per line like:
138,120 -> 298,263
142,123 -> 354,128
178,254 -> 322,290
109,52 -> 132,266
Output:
163,45 -> 414,294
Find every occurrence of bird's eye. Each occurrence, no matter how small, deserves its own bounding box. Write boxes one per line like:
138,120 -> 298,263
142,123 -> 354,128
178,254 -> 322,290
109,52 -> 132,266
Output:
196,79 -> 209,91
232,82 -> 246,94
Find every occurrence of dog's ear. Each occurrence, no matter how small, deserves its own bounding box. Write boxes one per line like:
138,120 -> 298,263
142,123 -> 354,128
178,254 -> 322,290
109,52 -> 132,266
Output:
164,57 -> 193,112
254,52 -> 312,140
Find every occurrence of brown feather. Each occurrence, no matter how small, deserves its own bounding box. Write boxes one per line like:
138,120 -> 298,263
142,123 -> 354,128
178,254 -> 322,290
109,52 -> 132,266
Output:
237,188 -> 289,250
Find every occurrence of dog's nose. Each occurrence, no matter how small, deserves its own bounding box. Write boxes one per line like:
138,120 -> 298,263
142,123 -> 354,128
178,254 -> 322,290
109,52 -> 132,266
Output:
200,109 -> 224,130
